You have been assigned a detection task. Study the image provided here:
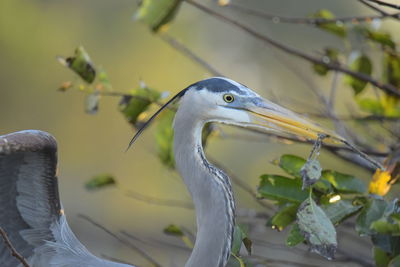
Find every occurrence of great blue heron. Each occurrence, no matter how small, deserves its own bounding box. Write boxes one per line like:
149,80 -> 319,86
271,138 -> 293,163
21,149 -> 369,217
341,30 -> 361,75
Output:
0,77 -> 342,267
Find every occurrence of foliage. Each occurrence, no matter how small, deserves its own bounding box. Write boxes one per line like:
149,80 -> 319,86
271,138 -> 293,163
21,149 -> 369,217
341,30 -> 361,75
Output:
57,46 -> 96,84
57,46 -> 213,169
232,225 -> 252,256
346,54 -> 373,95
85,173 -> 116,190
118,86 -> 161,127
259,153 -> 400,263
310,9 -> 347,38
154,109 -> 176,168
163,224 -> 184,236
163,224 -> 194,249
313,48 -> 339,76
297,196 -> 337,259
134,0 -> 183,32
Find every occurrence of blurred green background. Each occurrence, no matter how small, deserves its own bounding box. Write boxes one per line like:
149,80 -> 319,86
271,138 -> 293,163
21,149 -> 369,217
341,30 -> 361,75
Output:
1,0 -> 398,266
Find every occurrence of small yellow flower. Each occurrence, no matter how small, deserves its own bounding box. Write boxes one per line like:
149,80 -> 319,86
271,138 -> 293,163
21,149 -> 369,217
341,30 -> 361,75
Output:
369,169 -> 392,196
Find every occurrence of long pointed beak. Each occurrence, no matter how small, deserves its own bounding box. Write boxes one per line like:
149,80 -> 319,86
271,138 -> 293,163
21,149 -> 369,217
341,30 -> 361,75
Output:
243,98 -> 345,145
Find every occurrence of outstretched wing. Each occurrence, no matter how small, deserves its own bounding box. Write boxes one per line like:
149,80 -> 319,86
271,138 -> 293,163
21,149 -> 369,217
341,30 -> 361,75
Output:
0,130 -> 61,266
0,130 -> 132,267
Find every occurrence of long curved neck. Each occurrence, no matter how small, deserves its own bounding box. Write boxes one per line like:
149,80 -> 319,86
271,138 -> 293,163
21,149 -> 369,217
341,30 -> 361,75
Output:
173,110 -> 235,267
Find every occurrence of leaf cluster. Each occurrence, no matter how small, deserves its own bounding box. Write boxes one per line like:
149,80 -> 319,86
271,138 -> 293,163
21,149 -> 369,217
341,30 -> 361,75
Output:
309,9 -> 400,118
258,154 -> 400,264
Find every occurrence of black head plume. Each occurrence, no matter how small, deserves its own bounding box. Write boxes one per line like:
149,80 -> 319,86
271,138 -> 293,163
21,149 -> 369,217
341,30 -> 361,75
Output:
125,87 -> 189,151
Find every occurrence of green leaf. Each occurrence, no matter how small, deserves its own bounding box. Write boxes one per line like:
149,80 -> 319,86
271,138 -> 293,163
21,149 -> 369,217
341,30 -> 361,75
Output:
313,63 -> 330,76
356,198 -> 387,236
232,225 -> 252,255
346,54 -> 373,94
85,174 -> 116,190
392,213 -> 400,223
279,154 -> 306,179
367,30 -> 396,50
163,224 -> 194,249
321,200 -> 362,225
374,246 -> 391,267
58,46 -> 96,84
267,203 -> 299,231
155,109 -> 175,168
357,98 -> 385,115
321,170 -> 366,194
383,52 -> 400,88
134,0 -> 183,32
242,237 -> 252,256
163,224 -> 184,236
119,87 -> 161,127
300,158 -> 322,189
313,179 -> 333,194
313,48 -> 340,76
389,254 -> 400,267
228,255 -> 247,267
382,95 -> 400,117
370,200 -> 400,235
286,223 -> 305,247
98,69 -> 112,90
371,220 -> 400,235
297,197 -> 337,260
310,9 -> 347,38
372,234 -> 400,255
258,175 -> 308,203
85,92 -> 100,114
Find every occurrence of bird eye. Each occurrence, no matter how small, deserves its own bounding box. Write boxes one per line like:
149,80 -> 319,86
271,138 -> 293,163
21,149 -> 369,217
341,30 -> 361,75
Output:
223,94 -> 234,103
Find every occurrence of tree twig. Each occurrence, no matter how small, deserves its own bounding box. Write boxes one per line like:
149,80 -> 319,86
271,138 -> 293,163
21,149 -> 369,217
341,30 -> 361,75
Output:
77,214 -> 162,267
359,0 -> 400,20
0,227 -> 30,267
100,254 -> 137,266
208,155 -> 275,212
227,2 -> 400,24
124,189 -> 194,210
359,0 -> 389,15
185,0 -> 400,97
365,0 -> 400,10
159,34 -> 223,77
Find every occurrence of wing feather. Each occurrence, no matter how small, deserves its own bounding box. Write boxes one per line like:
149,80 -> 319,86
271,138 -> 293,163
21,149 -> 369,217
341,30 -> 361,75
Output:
0,130 -> 60,266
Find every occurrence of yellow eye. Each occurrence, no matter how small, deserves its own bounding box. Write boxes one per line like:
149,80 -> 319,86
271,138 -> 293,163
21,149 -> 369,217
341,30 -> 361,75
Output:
223,94 -> 234,103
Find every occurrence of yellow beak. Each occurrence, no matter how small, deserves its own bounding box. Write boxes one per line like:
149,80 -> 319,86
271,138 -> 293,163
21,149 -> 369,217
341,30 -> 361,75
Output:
244,98 -> 344,145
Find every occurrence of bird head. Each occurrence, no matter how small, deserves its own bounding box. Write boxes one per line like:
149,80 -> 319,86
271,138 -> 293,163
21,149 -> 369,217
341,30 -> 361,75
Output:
127,77 -> 344,149
175,77 -> 344,144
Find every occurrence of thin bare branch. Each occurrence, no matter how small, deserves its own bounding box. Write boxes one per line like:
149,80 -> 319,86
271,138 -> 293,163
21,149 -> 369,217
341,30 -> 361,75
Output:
0,227 -> 30,267
124,190 -> 194,210
100,254 -> 137,266
86,88 -> 392,158
77,214 -> 162,267
328,71 -> 339,112
185,0 -> 400,97
359,0 -> 389,15
359,0 -> 400,20
249,254 -> 323,267
308,113 -> 400,122
365,0 -> 400,10
159,34 -> 223,77
208,155 -> 275,212
121,231 -> 192,253
227,3 -> 400,24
